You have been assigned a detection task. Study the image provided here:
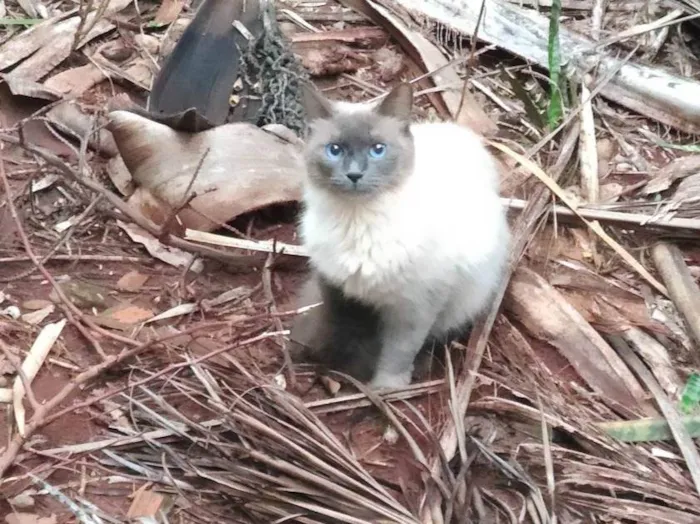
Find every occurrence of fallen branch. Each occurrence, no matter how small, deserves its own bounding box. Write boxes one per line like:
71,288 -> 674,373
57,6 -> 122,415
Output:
504,197 -> 700,233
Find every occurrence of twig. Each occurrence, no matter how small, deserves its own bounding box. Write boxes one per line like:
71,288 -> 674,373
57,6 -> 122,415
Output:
503,197 -> 700,233
185,229 -> 308,256
652,243 -> 700,347
454,0 -> 486,121
591,0 -> 605,41
263,252 -> 296,387
0,255 -> 149,263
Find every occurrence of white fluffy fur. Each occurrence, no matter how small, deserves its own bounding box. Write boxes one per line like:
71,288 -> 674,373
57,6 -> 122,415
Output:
300,114 -> 510,389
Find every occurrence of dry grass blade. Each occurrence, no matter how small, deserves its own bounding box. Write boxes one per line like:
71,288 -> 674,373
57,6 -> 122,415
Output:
490,140 -> 668,296
94,368 -> 422,523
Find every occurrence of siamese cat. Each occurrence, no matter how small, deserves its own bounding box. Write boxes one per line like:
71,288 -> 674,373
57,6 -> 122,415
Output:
291,83 -> 510,389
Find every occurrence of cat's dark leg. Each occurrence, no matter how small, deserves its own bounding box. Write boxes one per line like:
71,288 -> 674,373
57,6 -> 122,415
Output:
290,273 -> 383,382
320,276 -> 383,382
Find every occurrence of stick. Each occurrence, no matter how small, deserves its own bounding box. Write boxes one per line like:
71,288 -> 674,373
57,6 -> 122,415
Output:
503,197 -> 700,233
652,243 -> 700,347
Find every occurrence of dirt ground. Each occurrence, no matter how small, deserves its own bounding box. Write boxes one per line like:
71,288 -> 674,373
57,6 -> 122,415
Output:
2,0 -> 700,522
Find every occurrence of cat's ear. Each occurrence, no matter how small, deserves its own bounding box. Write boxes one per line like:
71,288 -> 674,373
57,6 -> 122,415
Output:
376,82 -> 413,122
301,83 -> 333,122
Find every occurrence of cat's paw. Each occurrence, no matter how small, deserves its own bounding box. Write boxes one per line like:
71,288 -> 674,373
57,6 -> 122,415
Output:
369,370 -> 412,390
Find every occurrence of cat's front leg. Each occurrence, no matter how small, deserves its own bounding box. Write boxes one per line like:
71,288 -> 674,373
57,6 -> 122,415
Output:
369,308 -> 434,389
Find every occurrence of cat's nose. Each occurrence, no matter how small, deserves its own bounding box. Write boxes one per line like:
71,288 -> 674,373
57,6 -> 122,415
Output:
346,173 -> 363,183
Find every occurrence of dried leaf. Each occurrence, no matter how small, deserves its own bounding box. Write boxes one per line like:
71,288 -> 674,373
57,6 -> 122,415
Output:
22,299 -> 53,310
16,0 -> 45,18
116,270 -> 149,292
154,0 -> 185,25
1,74 -> 60,100
108,110 -> 305,232
7,492 -> 36,508
94,303 -> 154,330
643,155 -> 700,195
21,304 -> 54,325
0,0 -> 132,82
5,514 -> 56,524
145,303 -> 198,324
43,63 -> 106,97
117,220 -> 204,273
13,319 -> 66,435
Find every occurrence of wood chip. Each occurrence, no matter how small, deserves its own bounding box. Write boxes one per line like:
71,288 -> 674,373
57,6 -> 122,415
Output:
127,488 -> 168,519
21,304 -> 54,325
13,319 -> 66,436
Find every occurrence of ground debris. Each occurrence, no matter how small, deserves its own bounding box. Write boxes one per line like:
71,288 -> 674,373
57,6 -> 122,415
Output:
1,0 -> 700,521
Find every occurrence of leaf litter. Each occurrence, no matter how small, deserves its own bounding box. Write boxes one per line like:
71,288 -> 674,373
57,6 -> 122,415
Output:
0,0 -> 700,522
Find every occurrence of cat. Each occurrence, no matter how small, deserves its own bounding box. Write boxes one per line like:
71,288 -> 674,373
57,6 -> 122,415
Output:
291,82 -> 510,389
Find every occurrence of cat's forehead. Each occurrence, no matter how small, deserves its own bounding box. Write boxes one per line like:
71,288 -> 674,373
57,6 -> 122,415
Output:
311,103 -> 403,143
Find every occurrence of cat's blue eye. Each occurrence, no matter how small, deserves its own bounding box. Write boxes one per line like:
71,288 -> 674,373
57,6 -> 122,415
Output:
325,143 -> 344,160
369,143 -> 387,159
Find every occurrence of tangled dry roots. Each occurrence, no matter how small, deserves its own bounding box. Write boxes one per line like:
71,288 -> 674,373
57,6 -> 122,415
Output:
238,7 -> 309,135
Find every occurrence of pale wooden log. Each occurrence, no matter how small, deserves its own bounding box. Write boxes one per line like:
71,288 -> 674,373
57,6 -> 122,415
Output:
388,0 -> 700,133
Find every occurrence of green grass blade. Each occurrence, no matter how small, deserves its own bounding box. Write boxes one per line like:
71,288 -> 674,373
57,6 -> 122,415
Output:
597,415 -> 700,442
0,18 -> 43,26
546,0 -> 563,129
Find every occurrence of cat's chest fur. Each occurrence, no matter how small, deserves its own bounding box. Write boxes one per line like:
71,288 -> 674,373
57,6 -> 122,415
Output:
301,184 -> 429,304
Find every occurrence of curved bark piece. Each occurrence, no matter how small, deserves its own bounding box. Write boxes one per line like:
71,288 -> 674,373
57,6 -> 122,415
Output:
107,110 -> 305,232
504,266 -> 650,411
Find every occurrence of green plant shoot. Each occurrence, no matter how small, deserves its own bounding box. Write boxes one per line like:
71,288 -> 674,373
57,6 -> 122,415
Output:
680,373 -> 700,415
547,0 -> 563,129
